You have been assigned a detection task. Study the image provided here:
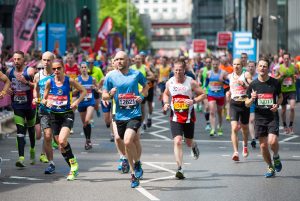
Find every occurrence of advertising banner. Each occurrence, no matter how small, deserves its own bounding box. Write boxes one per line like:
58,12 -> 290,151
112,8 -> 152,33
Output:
37,22 -> 46,52
233,32 -> 257,61
94,17 -> 113,52
193,39 -> 207,53
47,23 -> 66,56
217,32 -> 232,48
13,0 -> 45,52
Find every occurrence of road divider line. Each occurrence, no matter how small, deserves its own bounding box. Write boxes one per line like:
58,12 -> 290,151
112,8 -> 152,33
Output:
144,162 -> 176,174
140,175 -> 175,184
10,176 -> 43,181
280,135 -> 299,143
136,186 -> 160,201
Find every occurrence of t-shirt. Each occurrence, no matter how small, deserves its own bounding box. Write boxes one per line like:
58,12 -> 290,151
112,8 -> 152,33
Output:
65,63 -> 80,79
247,77 -> 281,120
103,69 -> 147,121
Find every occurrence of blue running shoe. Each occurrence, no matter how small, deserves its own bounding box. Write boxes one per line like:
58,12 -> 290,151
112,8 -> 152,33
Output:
131,174 -> 139,188
96,109 -> 101,118
117,159 -> 122,171
264,166 -> 275,178
45,163 -> 55,174
273,156 -> 282,172
122,159 -> 130,173
134,161 -> 143,179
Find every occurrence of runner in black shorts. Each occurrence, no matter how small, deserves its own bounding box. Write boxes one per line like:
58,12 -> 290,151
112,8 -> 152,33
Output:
246,58 -> 283,178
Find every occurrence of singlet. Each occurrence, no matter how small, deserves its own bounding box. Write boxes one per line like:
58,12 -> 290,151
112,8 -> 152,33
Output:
78,75 -> 95,107
169,76 -> 195,123
207,70 -> 224,98
38,70 -> 54,112
65,63 -> 80,79
48,76 -> 71,113
103,69 -> 147,121
279,64 -> 296,92
9,67 -> 32,110
229,72 -> 248,101
158,65 -> 171,83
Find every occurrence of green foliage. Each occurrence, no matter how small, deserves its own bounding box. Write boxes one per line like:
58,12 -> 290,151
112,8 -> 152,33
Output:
98,0 -> 149,50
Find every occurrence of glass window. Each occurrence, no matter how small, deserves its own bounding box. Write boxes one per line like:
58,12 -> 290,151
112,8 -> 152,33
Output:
172,8 -> 177,12
134,0 -> 139,3
163,8 -> 167,12
154,0 -> 158,3
144,8 -> 149,13
144,0 -> 149,3
153,8 -> 158,12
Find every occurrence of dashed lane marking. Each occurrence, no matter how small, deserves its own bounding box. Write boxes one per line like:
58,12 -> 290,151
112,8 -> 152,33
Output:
136,187 -> 160,201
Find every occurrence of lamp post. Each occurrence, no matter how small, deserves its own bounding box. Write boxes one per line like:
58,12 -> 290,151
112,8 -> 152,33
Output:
127,0 -> 130,53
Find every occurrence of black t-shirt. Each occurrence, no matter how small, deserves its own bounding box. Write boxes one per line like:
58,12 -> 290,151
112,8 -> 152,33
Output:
247,77 -> 281,119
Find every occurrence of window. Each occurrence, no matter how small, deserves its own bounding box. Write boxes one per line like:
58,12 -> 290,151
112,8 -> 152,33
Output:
163,8 -> 167,12
153,8 -> 158,12
144,8 -> 149,13
134,0 -> 139,3
172,8 -> 177,12
144,0 -> 149,3
154,0 -> 158,3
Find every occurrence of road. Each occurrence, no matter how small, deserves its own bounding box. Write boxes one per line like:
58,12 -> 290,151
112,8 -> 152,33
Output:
1,102 -> 300,201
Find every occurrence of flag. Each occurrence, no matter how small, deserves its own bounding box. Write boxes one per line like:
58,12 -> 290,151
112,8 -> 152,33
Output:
94,17 -> 113,52
13,0 -> 46,53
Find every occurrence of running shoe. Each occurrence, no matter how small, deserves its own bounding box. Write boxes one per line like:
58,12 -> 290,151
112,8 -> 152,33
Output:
284,126 -> 289,134
69,158 -> 79,172
16,156 -> 26,167
205,124 -> 211,131
143,123 -> 147,131
52,140 -> 58,149
84,141 -> 92,150
191,143 -> 200,160
39,154 -> 49,163
175,168 -> 185,180
146,118 -> 152,128
243,146 -> 249,158
251,139 -> 256,148
264,166 -> 275,178
273,155 -> 282,172
209,129 -> 215,137
67,170 -> 78,181
96,109 -> 101,118
122,158 -> 130,173
232,152 -> 239,161
44,163 -> 55,174
110,135 -> 114,142
217,127 -> 223,136
131,174 -> 139,188
289,127 -> 294,135
226,115 -> 230,121
70,128 -> 74,135
117,159 -> 122,171
30,148 -> 36,165
134,161 -> 143,179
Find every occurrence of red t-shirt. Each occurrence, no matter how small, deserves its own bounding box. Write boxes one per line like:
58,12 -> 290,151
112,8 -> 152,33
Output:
65,63 -> 80,79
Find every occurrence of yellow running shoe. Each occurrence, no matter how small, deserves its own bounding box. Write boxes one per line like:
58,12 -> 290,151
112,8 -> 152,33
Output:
30,148 -> 36,165
16,156 -> 26,167
39,154 -> 49,163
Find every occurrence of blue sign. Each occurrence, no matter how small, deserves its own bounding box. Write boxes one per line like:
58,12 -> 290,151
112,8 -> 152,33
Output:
233,32 -> 257,61
47,24 -> 66,56
37,23 -> 47,52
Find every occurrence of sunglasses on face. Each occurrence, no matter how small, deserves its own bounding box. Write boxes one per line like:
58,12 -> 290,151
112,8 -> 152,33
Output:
52,67 -> 62,71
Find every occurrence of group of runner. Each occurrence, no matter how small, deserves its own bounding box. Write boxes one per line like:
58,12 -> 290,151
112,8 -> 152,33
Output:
0,49 -> 298,187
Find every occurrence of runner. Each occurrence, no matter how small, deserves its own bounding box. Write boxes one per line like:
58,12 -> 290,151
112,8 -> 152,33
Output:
42,59 -> 86,180
7,51 -> 36,167
163,59 -> 206,179
130,54 -> 155,133
229,58 -> 252,161
241,53 -> 248,72
0,69 -> 10,99
198,57 -> 212,132
247,61 -> 258,148
64,53 -> 80,80
102,51 -> 149,188
76,61 -> 98,150
157,56 -> 172,105
245,57 -> 283,177
33,51 -> 56,173
206,58 -> 228,136
276,52 -> 298,134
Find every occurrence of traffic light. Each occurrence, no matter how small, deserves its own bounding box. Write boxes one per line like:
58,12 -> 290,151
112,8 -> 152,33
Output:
80,6 -> 91,37
252,16 -> 263,40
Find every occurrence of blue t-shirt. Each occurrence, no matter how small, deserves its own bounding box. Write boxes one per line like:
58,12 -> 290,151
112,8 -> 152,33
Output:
103,69 -> 147,120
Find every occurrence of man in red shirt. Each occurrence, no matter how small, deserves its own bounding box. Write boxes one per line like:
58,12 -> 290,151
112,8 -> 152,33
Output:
64,53 -> 80,79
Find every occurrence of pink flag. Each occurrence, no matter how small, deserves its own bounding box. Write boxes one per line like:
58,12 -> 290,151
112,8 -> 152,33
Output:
94,17 -> 113,52
13,0 -> 46,53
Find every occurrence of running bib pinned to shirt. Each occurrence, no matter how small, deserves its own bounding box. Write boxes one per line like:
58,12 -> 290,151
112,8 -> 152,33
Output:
14,91 -> 28,104
83,84 -> 93,101
283,77 -> 292,86
257,93 -> 273,107
118,93 -> 137,109
173,97 -> 189,112
209,81 -> 222,92
48,94 -> 68,107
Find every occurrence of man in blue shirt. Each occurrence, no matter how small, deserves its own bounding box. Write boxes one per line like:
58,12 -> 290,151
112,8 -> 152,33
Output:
102,51 -> 149,188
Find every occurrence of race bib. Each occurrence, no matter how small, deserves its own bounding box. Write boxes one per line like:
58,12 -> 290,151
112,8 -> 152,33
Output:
14,91 -> 28,104
48,94 -> 68,106
118,93 -> 137,109
283,77 -> 292,86
257,93 -> 273,107
173,97 -> 189,112
83,85 -> 93,101
210,81 -> 222,92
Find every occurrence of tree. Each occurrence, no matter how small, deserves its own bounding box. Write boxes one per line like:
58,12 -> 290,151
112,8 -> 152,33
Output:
98,0 -> 149,51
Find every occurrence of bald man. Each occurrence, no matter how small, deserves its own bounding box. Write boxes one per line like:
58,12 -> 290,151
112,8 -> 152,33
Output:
102,51 -> 149,188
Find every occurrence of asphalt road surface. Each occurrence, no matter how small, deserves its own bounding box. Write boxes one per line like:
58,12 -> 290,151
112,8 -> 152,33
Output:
1,102 -> 300,201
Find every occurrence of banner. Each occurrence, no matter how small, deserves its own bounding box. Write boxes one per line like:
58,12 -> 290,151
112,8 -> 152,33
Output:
37,22 -> 46,52
0,32 -> 3,55
13,0 -> 46,52
74,17 -> 81,34
94,17 -> 113,52
47,24 -> 66,56
233,32 -> 257,61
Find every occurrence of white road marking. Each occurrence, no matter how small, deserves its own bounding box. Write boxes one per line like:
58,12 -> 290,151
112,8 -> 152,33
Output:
219,147 -> 227,149
292,155 -> 300,158
136,187 -> 160,201
9,176 -> 43,181
147,111 -> 171,141
280,135 -> 299,142
92,144 -> 99,146
221,155 -> 230,157
1,158 -> 10,161
144,162 -> 176,174
2,182 -> 19,185
10,151 -> 18,153
140,175 -> 175,184
80,152 -> 88,154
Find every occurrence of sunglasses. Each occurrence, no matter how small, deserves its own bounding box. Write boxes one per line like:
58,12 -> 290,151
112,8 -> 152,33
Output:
37,66 -> 44,70
52,67 -> 62,71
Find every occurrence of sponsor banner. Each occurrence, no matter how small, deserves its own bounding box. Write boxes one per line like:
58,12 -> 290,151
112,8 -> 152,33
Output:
37,22 -> 46,52
233,32 -> 257,61
75,17 -> 81,34
13,0 -> 45,52
193,39 -> 207,53
94,17 -> 113,52
47,23 -> 66,56
217,32 -> 232,48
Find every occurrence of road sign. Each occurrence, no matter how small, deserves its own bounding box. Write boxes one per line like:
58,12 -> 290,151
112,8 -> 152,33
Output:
193,39 -> 207,53
80,37 -> 91,51
233,32 -> 257,61
217,32 -> 232,48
